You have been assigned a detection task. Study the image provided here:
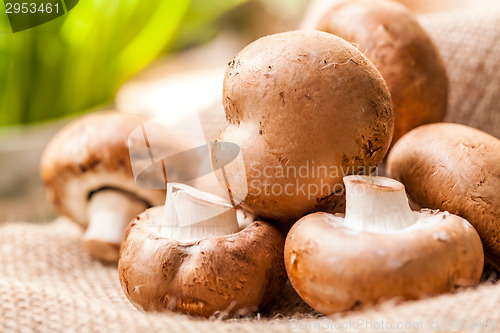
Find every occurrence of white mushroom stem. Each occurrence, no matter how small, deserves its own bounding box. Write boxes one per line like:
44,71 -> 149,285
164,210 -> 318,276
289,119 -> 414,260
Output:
343,175 -> 417,233
159,183 -> 239,242
83,190 -> 148,262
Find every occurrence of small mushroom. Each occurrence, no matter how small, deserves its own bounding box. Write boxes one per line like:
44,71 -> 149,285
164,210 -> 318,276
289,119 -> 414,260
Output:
387,123 -> 500,266
216,30 -> 394,223
118,183 -> 286,317
40,111 -> 165,262
284,175 -> 483,315
316,0 -> 448,143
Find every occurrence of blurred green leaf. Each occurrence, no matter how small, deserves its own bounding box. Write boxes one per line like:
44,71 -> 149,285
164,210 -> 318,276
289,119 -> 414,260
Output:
172,0 -> 247,50
0,0 -> 247,126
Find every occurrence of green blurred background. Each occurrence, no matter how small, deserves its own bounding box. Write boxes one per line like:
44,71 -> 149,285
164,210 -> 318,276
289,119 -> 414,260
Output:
0,0 -> 249,126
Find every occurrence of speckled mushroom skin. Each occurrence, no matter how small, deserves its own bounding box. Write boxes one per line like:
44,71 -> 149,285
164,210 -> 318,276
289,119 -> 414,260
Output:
317,0 -> 448,144
387,123 -> 500,266
216,30 -> 393,223
40,111 -> 165,225
285,211 -> 483,315
118,206 -> 287,317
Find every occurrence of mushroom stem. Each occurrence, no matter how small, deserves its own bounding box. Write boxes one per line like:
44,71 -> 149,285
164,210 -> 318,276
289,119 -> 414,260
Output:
83,190 -> 148,262
159,183 -> 239,242
343,175 -> 417,233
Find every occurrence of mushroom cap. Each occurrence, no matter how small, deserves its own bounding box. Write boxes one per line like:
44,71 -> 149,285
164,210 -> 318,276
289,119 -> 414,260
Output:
40,111 -> 165,225
284,210 -> 483,315
317,0 -> 448,143
387,122 -> 500,265
118,206 -> 286,317
217,30 -> 393,223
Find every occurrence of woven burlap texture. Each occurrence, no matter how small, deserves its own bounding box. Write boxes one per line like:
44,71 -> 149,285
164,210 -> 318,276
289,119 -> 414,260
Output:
419,5 -> 500,139
0,218 -> 499,333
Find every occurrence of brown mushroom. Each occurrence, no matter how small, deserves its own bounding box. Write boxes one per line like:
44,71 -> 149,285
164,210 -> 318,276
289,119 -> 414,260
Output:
118,183 -> 286,317
284,175 -> 483,315
40,111 -> 165,262
316,0 -> 448,143
216,30 -> 393,223
387,122 -> 500,266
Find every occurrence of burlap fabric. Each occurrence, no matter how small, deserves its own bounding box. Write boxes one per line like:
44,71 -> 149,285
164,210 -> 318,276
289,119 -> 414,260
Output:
0,219 -> 499,333
419,5 -> 500,139
2,5 -> 500,333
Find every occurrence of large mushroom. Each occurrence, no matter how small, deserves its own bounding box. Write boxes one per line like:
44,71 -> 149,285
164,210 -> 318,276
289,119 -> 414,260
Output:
118,183 -> 286,317
316,0 -> 448,143
216,30 -> 393,223
40,111 -> 165,262
284,175 -> 483,315
387,123 -> 500,266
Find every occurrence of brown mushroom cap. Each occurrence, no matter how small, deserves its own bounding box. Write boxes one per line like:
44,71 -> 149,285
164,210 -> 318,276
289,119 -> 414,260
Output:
387,123 -> 500,265
40,111 -> 165,225
285,210 -> 483,315
118,206 -> 286,317
317,0 -> 448,144
216,30 -> 393,223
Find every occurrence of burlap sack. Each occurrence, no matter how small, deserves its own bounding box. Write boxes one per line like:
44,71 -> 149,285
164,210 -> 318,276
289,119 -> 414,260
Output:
0,219 -> 499,333
1,4 -> 500,333
419,5 -> 500,139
